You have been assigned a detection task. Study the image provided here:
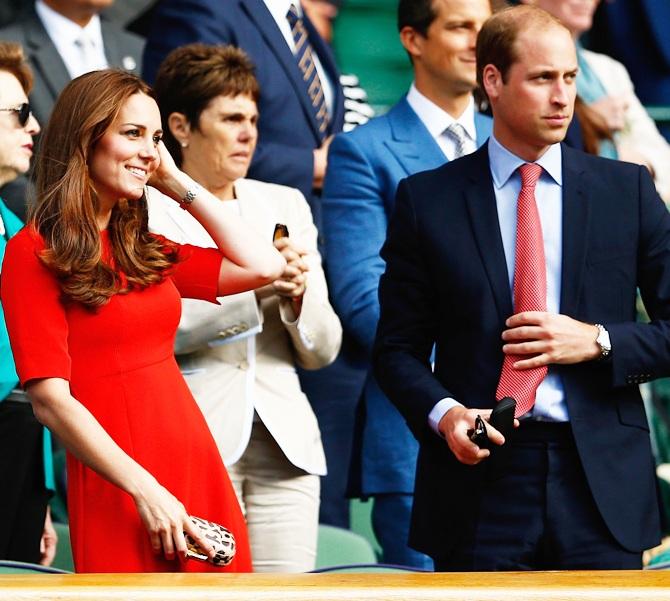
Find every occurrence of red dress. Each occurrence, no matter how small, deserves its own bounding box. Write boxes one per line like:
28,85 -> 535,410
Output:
0,228 -> 252,573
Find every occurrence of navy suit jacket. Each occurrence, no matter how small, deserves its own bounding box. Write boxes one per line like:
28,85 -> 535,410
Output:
373,142 -> 667,557
142,0 -> 344,229
322,98 -> 492,495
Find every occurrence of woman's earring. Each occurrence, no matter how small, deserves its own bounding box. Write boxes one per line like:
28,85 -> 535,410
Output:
181,141 -> 188,148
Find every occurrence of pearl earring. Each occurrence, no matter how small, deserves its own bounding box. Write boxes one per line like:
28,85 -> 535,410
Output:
181,142 -> 188,148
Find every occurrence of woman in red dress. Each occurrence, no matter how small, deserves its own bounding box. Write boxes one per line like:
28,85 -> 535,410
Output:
0,70 -> 285,573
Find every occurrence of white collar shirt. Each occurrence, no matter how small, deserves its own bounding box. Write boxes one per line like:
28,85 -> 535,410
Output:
406,83 -> 477,161
35,0 -> 108,79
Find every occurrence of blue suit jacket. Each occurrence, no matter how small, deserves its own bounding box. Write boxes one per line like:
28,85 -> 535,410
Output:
373,142 -> 666,556
322,99 -> 492,494
142,0 -> 344,229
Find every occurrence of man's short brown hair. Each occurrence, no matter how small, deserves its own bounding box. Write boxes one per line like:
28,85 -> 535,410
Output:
476,5 -> 566,91
153,43 -> 260,165
0,41 -> 33,94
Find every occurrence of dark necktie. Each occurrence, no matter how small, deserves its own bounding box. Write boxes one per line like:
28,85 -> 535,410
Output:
286,3 -> 329,140
496,163 -> 547,418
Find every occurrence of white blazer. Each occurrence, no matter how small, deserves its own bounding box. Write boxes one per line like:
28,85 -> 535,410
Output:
581,48 -> 670,203
147,179 -> 342,475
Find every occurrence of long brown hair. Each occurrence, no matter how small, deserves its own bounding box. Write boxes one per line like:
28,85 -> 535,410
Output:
574,96 -> 614,156
30,69 -> 178,309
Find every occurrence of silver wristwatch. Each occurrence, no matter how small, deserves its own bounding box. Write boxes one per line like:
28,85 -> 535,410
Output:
594,323 -> 611,360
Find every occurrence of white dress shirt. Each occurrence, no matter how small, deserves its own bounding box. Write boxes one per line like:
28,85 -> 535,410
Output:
35,0 -> 108,79
262,0 -> 334,117
406,83 -> 477,161
428,135 -> 569,435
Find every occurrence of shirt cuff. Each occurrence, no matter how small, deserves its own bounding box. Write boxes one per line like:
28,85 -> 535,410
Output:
428,397 -> 464,438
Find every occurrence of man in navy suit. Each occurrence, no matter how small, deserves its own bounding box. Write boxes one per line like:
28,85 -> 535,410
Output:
374,5 -> 666,570
141,0 -> 344,234
322,0 -> 492,568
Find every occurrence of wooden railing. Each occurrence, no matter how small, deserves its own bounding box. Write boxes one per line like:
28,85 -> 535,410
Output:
1,570 -> 670,601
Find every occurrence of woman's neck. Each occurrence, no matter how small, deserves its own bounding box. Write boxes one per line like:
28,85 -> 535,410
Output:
0,169 -> 16,188
182,162 -> 236,201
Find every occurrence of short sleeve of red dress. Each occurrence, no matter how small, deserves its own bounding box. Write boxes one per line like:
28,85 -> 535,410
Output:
0,229 -> 71,386
159,236 -> 223,303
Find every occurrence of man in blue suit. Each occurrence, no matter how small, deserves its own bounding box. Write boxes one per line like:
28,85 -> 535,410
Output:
141,0 -> 344,233
322,0 -> 492,568
374,5 -> 666,570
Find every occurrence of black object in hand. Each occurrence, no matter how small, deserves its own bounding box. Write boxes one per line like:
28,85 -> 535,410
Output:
469,397 -> 517,450
273,223 -> 289,241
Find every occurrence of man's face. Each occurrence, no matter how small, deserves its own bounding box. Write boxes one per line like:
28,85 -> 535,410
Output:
411,0 -> 492,95
485,25 -> 577,161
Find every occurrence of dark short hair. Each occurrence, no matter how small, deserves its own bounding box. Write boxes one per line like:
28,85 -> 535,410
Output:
0,41 -> 33,94
153,43 -> 260,165
476,5 -> 566,91
397,0 -> 437,36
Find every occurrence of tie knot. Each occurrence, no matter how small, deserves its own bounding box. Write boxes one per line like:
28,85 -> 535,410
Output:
519,163 -> 543,189
287,3 -> 299,24
445,122 -> 467,142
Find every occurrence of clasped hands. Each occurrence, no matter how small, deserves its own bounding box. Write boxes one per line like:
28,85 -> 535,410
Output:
438,312 -> 600,465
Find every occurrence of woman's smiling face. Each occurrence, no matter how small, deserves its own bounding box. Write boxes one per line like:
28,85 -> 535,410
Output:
88,92 -> 163,208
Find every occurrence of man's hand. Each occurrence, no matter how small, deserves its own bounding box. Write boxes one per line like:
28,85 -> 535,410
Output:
312,135 -> 333,189
438,406 -> 505,465
501,311 -> 600,369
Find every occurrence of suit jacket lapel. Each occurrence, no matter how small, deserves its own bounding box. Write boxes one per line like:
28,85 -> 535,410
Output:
559,145 -> 590,316
23,9 -> 70,102
465,144 -> 513,323
240,0 -> 323,141
384,99 -> 446,176
233,179 -> 270,234
101,19 -> 138,72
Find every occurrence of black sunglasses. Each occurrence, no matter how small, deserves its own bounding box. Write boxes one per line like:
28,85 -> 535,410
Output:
0,102 -> 32,127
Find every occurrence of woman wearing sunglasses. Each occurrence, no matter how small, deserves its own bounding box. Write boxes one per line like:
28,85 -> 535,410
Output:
0,41 -> 57,565
1,65 -> 288,572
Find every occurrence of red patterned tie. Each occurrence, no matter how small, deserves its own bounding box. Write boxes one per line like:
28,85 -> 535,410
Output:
496,163 -> 547,418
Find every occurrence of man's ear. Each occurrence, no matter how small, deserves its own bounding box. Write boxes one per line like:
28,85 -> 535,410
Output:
399,26 -> 424,61
167,112 -> 191,147
482,64 -> 503,102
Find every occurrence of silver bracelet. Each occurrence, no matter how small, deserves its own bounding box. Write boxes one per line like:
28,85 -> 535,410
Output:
180,182 -> 202,209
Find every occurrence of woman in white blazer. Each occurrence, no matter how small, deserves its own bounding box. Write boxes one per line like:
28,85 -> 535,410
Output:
147,44 -> 342,572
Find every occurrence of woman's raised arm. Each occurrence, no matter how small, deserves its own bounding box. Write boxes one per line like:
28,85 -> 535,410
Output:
150,143 -> 285,295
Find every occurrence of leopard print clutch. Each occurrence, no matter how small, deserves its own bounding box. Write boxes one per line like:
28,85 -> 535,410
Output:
184,515 -> 236,567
